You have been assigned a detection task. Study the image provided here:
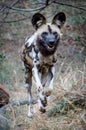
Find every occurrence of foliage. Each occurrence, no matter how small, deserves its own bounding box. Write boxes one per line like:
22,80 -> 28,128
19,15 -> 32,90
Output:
0,63 -> 11,84
0,53 -> 6,62
47,89 -> 86,117
74,35 -> 81,41
0,38 -> 4,46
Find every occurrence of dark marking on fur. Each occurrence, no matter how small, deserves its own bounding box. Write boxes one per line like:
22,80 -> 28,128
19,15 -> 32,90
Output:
52,55 -> 57,63
48,25 -> 52,33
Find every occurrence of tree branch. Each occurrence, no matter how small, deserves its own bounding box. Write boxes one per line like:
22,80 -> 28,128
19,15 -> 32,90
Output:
0,97 -> 37,114
0,16 -> 30,23
0,0 -> 86,24
0,0 -> 19,13
4,4 -> 46,12
53,0 -> 86,11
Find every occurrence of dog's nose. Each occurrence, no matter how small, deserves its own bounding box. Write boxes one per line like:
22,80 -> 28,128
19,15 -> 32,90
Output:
48,39 -> 55,47
48,34 -> 55,45
49,40 -> 55,45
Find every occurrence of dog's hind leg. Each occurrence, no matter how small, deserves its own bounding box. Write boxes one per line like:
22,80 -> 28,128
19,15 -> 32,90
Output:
25,66 -> 33,117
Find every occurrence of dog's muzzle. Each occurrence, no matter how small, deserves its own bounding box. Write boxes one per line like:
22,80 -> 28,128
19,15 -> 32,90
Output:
39,33 -> 59,51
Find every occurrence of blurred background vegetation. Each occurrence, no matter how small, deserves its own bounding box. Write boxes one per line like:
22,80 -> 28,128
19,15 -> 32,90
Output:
0,0 -> 86,130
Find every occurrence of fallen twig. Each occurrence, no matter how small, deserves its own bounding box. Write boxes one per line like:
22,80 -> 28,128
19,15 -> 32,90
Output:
0,97 -> 37,114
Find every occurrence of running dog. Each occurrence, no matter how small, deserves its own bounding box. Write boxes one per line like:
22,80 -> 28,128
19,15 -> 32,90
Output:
21,12 -> 66,117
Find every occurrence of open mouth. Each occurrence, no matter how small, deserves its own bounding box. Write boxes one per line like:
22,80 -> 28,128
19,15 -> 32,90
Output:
47,44 -> 55,51
38,39 -> 55,52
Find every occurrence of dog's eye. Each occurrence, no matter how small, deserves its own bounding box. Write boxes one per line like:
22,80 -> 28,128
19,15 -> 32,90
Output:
53,31 -> 57,36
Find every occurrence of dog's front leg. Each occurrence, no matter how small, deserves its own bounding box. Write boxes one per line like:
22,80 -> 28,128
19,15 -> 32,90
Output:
32,64 -> 42,90
24,66 -> 34,117
32,63 -> 47,112
46,66 -> 55,96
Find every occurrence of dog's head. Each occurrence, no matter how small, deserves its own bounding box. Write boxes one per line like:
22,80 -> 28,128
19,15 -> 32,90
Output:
31,12 -> 66,56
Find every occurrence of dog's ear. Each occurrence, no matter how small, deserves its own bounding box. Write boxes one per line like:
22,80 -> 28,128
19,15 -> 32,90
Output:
52,12 -> 66,28
31,13 -> 46,30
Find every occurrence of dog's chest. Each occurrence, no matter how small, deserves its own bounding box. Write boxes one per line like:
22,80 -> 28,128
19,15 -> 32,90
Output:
41,56 -> 56,66
29,47 -> 57,66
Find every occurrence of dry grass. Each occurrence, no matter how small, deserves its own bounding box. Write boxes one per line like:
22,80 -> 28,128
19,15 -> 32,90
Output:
3,55 -> 86,130
26,56 -> 86,130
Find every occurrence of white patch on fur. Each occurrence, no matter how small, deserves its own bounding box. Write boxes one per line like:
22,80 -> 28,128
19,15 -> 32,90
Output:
30,47 -> 43,90
28,105 -> 34,117
39,90 -> 45,100
25,33 -> 37,47
25,83 -> 29,88
28,90 -> 34,117
49,66 -> 55,90
32,65 -> 42,90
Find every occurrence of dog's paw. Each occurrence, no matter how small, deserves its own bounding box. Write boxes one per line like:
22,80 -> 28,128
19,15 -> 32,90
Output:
28,111 -> 34,118
39,107 -> 46,113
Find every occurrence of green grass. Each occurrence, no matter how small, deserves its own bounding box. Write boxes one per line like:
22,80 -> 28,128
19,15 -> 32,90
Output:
69,15 -> 86,25
0,61 -> 12,86
0,52 -> 6,62
74,35 -> 81,41
0,38 -> 4,46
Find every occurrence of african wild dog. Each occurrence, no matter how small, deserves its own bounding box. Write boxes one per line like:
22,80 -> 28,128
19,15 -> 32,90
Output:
21,12 -> 66,117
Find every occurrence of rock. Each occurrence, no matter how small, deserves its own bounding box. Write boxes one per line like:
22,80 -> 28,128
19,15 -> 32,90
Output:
0,115 -> 10,130
0,84 -> 10,107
